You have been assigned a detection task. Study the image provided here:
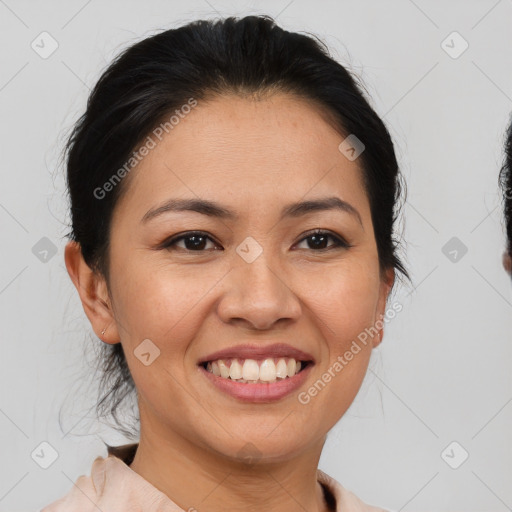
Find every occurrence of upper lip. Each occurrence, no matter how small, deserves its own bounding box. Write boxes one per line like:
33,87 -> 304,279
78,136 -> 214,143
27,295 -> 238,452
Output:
198,343 -> 315,364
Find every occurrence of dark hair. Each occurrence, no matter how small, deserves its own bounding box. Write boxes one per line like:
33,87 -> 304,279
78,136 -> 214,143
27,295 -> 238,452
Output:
62,14 -> 410,438
500,118 -> 512,257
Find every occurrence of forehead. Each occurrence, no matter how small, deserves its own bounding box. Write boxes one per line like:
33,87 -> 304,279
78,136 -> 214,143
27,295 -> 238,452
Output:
114,92 -> 370,224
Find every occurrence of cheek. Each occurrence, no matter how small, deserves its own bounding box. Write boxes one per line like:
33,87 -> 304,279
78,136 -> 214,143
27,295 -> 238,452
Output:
300,259 -> 380,350
300,266 -> 379,421
110,256 -> 220,351
109,263 -> 206,406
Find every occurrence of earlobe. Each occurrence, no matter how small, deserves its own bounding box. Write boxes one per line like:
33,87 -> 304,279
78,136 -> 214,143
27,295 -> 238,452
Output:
64,241 -> 119,344
503,251 -> 512,274
373,267 -> 395,348
373,329 -> 384,348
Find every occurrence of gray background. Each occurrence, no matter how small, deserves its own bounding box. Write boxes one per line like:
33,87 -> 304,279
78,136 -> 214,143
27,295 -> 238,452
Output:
1,0 -> 511,510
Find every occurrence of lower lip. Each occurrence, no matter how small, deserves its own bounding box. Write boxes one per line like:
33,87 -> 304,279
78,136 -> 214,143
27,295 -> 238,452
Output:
198,363 -> 313,403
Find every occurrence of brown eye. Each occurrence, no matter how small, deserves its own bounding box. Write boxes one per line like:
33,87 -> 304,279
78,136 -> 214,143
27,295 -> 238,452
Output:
161,231 -> 220,251
295,229 -> 350,251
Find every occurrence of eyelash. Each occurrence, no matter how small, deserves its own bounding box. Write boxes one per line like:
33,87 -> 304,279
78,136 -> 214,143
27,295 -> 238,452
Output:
159,229 -> 351,252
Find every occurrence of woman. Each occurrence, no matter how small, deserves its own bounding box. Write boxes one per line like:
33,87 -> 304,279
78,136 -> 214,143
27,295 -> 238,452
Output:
42,14 -> 409,512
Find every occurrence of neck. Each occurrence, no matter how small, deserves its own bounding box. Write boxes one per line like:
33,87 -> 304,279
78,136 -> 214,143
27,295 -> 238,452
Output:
128,417 -> 332,512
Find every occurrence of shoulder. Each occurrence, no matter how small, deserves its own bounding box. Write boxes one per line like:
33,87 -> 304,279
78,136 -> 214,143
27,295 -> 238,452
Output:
39,446 -> 180,512
39,455 -> 111,511
317,469 -> 396,512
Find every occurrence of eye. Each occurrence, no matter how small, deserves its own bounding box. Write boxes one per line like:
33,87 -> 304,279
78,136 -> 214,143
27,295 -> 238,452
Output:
294,229 -> 351,251
158,229 -> 350,253
160,231 -> 220,252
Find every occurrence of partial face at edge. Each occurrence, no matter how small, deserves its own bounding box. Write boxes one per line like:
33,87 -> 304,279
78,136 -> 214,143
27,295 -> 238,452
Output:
503,251 -> 512,275
94,92 -> 394,460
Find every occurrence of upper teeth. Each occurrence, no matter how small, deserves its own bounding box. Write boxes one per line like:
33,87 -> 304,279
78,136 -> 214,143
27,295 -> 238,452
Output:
205,357 -> 303,383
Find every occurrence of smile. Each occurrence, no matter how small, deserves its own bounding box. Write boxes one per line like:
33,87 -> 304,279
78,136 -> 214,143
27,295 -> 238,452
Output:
201,357 -> 311,383
198,357 -> 314,403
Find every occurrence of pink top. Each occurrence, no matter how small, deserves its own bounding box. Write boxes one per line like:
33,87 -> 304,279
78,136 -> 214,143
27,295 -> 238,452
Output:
40,443 -> 389,512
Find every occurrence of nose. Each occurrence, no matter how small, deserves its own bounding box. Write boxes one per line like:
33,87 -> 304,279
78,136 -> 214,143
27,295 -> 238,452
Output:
217,252 -> 302,331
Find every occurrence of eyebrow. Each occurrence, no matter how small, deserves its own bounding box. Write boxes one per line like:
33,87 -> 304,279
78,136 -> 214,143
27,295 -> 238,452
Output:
141,196 -> 363,227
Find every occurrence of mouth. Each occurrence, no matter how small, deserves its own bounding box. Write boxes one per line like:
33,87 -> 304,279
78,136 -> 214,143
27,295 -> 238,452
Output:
197,343 -> 315,385
198,354 -> 314,403
199,357 -> 314,384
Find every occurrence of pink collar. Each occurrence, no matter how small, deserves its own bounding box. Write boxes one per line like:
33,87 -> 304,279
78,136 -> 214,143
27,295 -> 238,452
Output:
42,444 -> 387,512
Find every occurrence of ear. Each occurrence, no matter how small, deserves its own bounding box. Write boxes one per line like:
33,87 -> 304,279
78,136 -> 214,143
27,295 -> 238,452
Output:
64,240 -> 119,344
372,266 -> 395,349
503,251 -> 512,275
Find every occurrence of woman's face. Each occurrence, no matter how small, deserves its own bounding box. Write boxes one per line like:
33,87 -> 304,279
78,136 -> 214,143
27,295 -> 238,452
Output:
86,92 -> 394,461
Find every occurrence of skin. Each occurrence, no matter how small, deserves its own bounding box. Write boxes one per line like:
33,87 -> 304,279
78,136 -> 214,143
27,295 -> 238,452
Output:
503,251 -> 512,274
65,92 -> 395,512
